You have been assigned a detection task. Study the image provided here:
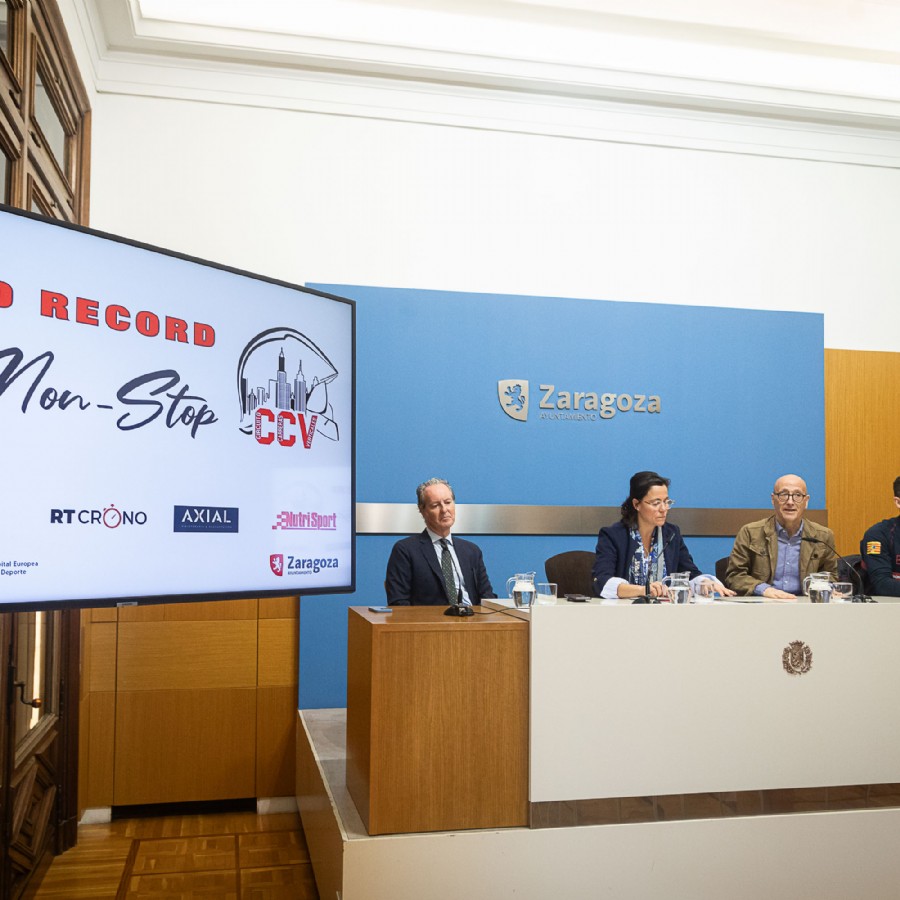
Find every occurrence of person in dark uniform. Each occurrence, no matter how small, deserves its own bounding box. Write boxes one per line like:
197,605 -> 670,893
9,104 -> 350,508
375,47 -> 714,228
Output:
860,476 -> 900,597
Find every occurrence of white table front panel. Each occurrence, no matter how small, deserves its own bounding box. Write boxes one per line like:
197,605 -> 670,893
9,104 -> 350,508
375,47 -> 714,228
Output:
529,599 -> 900,802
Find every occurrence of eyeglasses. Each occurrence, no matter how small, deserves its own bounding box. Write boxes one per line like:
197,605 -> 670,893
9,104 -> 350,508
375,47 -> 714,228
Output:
773,491 -> 807,503
642,498 -> 674,509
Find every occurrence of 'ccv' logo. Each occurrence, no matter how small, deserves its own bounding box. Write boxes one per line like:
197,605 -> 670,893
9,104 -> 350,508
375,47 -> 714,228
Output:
498,379 -> 528,421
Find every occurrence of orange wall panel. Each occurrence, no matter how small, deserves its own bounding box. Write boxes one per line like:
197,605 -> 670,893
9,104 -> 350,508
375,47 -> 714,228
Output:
825,349 -> 900,556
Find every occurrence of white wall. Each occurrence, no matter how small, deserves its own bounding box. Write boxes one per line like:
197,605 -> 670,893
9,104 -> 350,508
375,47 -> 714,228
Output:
55,0 -> 900,354
82,91 -> 900,352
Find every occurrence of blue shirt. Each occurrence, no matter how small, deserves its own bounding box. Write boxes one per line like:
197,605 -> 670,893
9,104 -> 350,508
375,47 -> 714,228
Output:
754,520 -> 803,595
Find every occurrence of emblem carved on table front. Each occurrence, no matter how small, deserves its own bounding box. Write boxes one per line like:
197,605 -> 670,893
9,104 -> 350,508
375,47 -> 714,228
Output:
782,640 -> 812,675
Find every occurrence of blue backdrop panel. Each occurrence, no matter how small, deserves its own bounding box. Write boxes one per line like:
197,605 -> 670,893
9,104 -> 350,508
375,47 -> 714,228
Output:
299,286 -> 825,708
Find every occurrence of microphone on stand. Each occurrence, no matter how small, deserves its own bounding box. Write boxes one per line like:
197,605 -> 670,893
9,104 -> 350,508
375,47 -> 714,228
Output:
800,535 -> 873,602
444,551 -> 474,617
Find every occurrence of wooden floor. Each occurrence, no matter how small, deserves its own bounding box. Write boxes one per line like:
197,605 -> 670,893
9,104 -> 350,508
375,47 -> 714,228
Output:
32,809 -> 318,899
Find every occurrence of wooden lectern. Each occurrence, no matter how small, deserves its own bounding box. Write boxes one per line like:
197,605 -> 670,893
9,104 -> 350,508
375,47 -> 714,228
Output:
346,606 -> 529,835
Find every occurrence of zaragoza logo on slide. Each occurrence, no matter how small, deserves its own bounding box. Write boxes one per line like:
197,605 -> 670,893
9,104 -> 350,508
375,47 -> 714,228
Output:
498,379 -> 529,421
237,327 -> 341,449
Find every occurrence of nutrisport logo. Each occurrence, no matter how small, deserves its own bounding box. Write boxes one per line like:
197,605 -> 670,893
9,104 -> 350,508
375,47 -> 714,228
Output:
237,328 -> 340,449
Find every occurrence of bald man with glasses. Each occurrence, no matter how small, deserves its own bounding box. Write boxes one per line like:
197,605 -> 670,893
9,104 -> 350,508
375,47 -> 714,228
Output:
724,474 -> 838,598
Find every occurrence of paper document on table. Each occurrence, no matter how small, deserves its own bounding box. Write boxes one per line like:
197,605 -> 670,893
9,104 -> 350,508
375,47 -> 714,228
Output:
717,596 -> 764,603
717,595 -> 799,603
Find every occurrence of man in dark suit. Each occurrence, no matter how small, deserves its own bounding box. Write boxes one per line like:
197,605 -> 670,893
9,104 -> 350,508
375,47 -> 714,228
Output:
385,478 -> 496,606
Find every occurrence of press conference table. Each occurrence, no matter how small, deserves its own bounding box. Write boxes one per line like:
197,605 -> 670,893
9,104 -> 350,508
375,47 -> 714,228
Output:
483,594 -> 900,819
346,597 -> 900,836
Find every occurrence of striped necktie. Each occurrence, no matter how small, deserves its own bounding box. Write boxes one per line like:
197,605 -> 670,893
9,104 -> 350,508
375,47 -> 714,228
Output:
439,538 -> 457,604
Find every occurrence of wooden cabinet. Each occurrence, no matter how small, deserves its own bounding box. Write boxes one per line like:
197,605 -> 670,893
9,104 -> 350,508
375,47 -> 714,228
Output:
79,596 -> 298,810
346,606 -> 529,835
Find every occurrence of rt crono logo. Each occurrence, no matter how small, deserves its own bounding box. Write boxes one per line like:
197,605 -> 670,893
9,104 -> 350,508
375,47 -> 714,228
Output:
50,505 -> 147,527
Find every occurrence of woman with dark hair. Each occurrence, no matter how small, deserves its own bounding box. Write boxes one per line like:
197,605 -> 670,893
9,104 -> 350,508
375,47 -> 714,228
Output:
592,471 -> 734,600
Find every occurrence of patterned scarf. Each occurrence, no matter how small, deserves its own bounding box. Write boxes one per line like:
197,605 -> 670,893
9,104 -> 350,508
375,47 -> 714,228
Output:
628,526 -> 666,587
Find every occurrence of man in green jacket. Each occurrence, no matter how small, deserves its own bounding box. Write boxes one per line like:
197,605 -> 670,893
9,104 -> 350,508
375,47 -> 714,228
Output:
725,473 -> 838,598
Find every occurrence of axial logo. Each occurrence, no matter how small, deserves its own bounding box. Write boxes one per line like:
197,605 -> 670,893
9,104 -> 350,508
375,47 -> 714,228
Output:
50,505 -> 147,527
173,505 -> 239,534
237,327 -> 341,450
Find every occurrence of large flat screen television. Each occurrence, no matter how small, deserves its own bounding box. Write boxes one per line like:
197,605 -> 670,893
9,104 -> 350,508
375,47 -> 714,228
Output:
0,206 -> 355,611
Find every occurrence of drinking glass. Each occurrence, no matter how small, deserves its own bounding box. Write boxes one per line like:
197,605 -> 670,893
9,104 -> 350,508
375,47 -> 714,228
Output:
831,582 -> 853,602
694,580 -> 719,602
536,583 -> 558,605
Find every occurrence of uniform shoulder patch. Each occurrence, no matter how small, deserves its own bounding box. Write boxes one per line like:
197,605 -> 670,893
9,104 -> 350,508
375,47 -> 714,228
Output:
866,541 -> 882,555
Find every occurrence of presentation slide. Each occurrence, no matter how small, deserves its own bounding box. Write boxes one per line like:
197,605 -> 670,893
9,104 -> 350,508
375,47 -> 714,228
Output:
0,207 -> 355,609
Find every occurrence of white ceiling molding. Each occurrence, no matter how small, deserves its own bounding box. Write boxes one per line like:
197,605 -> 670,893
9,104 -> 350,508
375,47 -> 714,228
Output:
70,0 -> 900,168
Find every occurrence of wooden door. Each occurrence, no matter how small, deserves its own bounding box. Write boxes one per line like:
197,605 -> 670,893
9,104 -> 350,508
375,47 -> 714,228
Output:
2,610 -> 79,898
0,0 -> 90,895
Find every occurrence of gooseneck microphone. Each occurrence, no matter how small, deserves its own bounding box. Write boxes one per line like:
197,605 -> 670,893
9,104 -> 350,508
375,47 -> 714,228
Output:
800,535 -> 873,602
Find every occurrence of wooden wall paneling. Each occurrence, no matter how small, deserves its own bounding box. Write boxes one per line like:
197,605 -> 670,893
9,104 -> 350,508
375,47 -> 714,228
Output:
116,599 -> 257,622
81,595 -> 298,808
86,622 -> 116,693
79,609 -> 92,704
256,686 -> 298,797
113,688 -> 257,805
164,599 -> 258,621
77,691 -> 89,814
83,692 -> 115,808
825,349 -> 868,553
258,618 -> 298,687
90,606 -> 117,623
77,610 -> 91,814
825,349 -> 900,556
259,596 -> 299,619
115,621 -> 257,692
116,604 -> 165,623
78,612 -> 116,814
257,600 -> 298,796
865,352 -> 900,525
